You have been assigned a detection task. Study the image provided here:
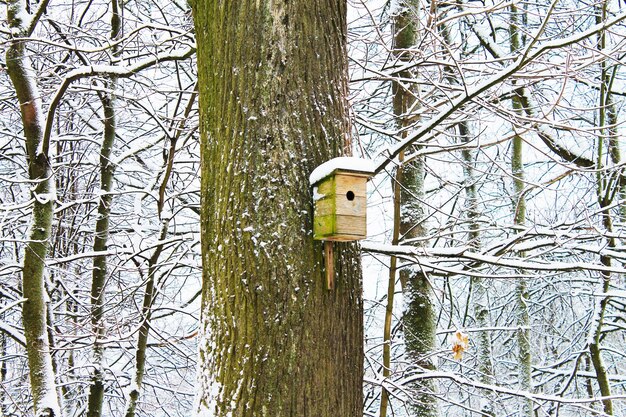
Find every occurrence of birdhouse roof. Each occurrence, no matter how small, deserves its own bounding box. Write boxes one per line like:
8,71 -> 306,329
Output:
309,157 -> 376,186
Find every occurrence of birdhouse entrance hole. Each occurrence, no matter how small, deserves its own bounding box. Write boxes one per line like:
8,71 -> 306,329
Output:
346,191 -> 355,201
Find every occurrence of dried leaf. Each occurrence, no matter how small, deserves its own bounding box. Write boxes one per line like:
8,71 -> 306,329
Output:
451,330 -> 469,360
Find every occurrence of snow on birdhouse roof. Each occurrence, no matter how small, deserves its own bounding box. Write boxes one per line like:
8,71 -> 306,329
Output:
309,157 -> 376,186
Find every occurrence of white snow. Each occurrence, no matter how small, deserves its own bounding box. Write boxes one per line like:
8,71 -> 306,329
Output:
33,192 -> 56,205
0,321 -> 26,346
361,242 -> 626,275
309,157 -> 376,185
312,187 -> 324,201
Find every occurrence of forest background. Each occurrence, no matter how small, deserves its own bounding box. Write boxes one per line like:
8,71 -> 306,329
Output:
1,0 -> 625,416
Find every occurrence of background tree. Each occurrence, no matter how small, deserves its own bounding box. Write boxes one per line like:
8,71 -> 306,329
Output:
86,1 -> 121,415
353,0 -> 626,415
6,0 -> 62,414
391,2 -> 438,416
1,0 -> 199,415
2,0 -> 626,416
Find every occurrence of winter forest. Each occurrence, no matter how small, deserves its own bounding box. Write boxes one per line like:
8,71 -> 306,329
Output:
1,0 -> 626,416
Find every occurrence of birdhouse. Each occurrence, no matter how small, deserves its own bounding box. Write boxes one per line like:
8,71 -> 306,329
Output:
310,157 -> 375,241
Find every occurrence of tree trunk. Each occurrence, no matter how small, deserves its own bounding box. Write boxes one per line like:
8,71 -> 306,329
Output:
438,17 -> 495,414
87,1 -> 121,415
124,85 -> 197,417
192,2 -> 363,416
588,3 -> 616,413
0,310 -> 8,417
460,121 -> 495,416
510,5 -> 532,416
124,221 -> 168,417
6,1 -> 62,415
392,3 -> 438,416
379,154 -> 402,417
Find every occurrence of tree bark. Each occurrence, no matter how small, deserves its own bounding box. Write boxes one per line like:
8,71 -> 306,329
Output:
6,0 -> 62,415
193,1 -> 363,416
86,1 -> 121,415
588,3 -> 616,413
509,5 -> 532,416
392,3 -> 438,416
459,121 -> 495,416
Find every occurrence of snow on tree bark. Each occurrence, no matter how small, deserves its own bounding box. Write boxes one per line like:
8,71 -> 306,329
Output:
588,3 -> 617,413
87,2 -> 121,416
6,0 -> 62,415
192,1 -> 363,416
391,3 -> 438,416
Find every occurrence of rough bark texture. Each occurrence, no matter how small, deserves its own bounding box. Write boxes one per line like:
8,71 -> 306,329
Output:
193,2 -> 363,416
6,1 -> 61,415
393,3 -> 438,417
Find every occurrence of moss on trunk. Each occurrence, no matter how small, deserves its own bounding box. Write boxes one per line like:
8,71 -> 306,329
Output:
6,1 -> 61,415
391,3 -> 438,416
193,1 -> 363,416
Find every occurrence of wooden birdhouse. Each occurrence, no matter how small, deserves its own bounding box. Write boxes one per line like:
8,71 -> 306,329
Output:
310,157 -> 375,241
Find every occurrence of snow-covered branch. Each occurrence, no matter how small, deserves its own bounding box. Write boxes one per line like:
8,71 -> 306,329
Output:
42,46 -> 196,156
362,242 -> 626,275
371,10 -> 626,175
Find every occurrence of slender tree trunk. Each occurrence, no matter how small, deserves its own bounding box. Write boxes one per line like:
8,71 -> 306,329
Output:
590,189 -> 614,416
0,310 -> 8,417
511,125 -> 532,417
193,1 -> 363,416
460,122 -> 496,416
437,16 -> 496,413
124,221 -> 168,417
6,1 -> 62,415
509,5 -> 532,416
588,4 -> 616,413
86,94 -> 116,416
124,86 -> 196,417
86,3 -> 121,415
379,155 -> 402,417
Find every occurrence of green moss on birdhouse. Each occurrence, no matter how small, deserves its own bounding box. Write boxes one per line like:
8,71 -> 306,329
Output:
313,171 -> 369,241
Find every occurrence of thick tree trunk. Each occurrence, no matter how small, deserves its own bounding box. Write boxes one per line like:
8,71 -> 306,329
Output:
193,2 -> 363,416
6,1 -> 62,416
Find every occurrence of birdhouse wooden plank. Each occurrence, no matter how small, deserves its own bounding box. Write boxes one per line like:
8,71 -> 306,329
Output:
310,157 -> 375,242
